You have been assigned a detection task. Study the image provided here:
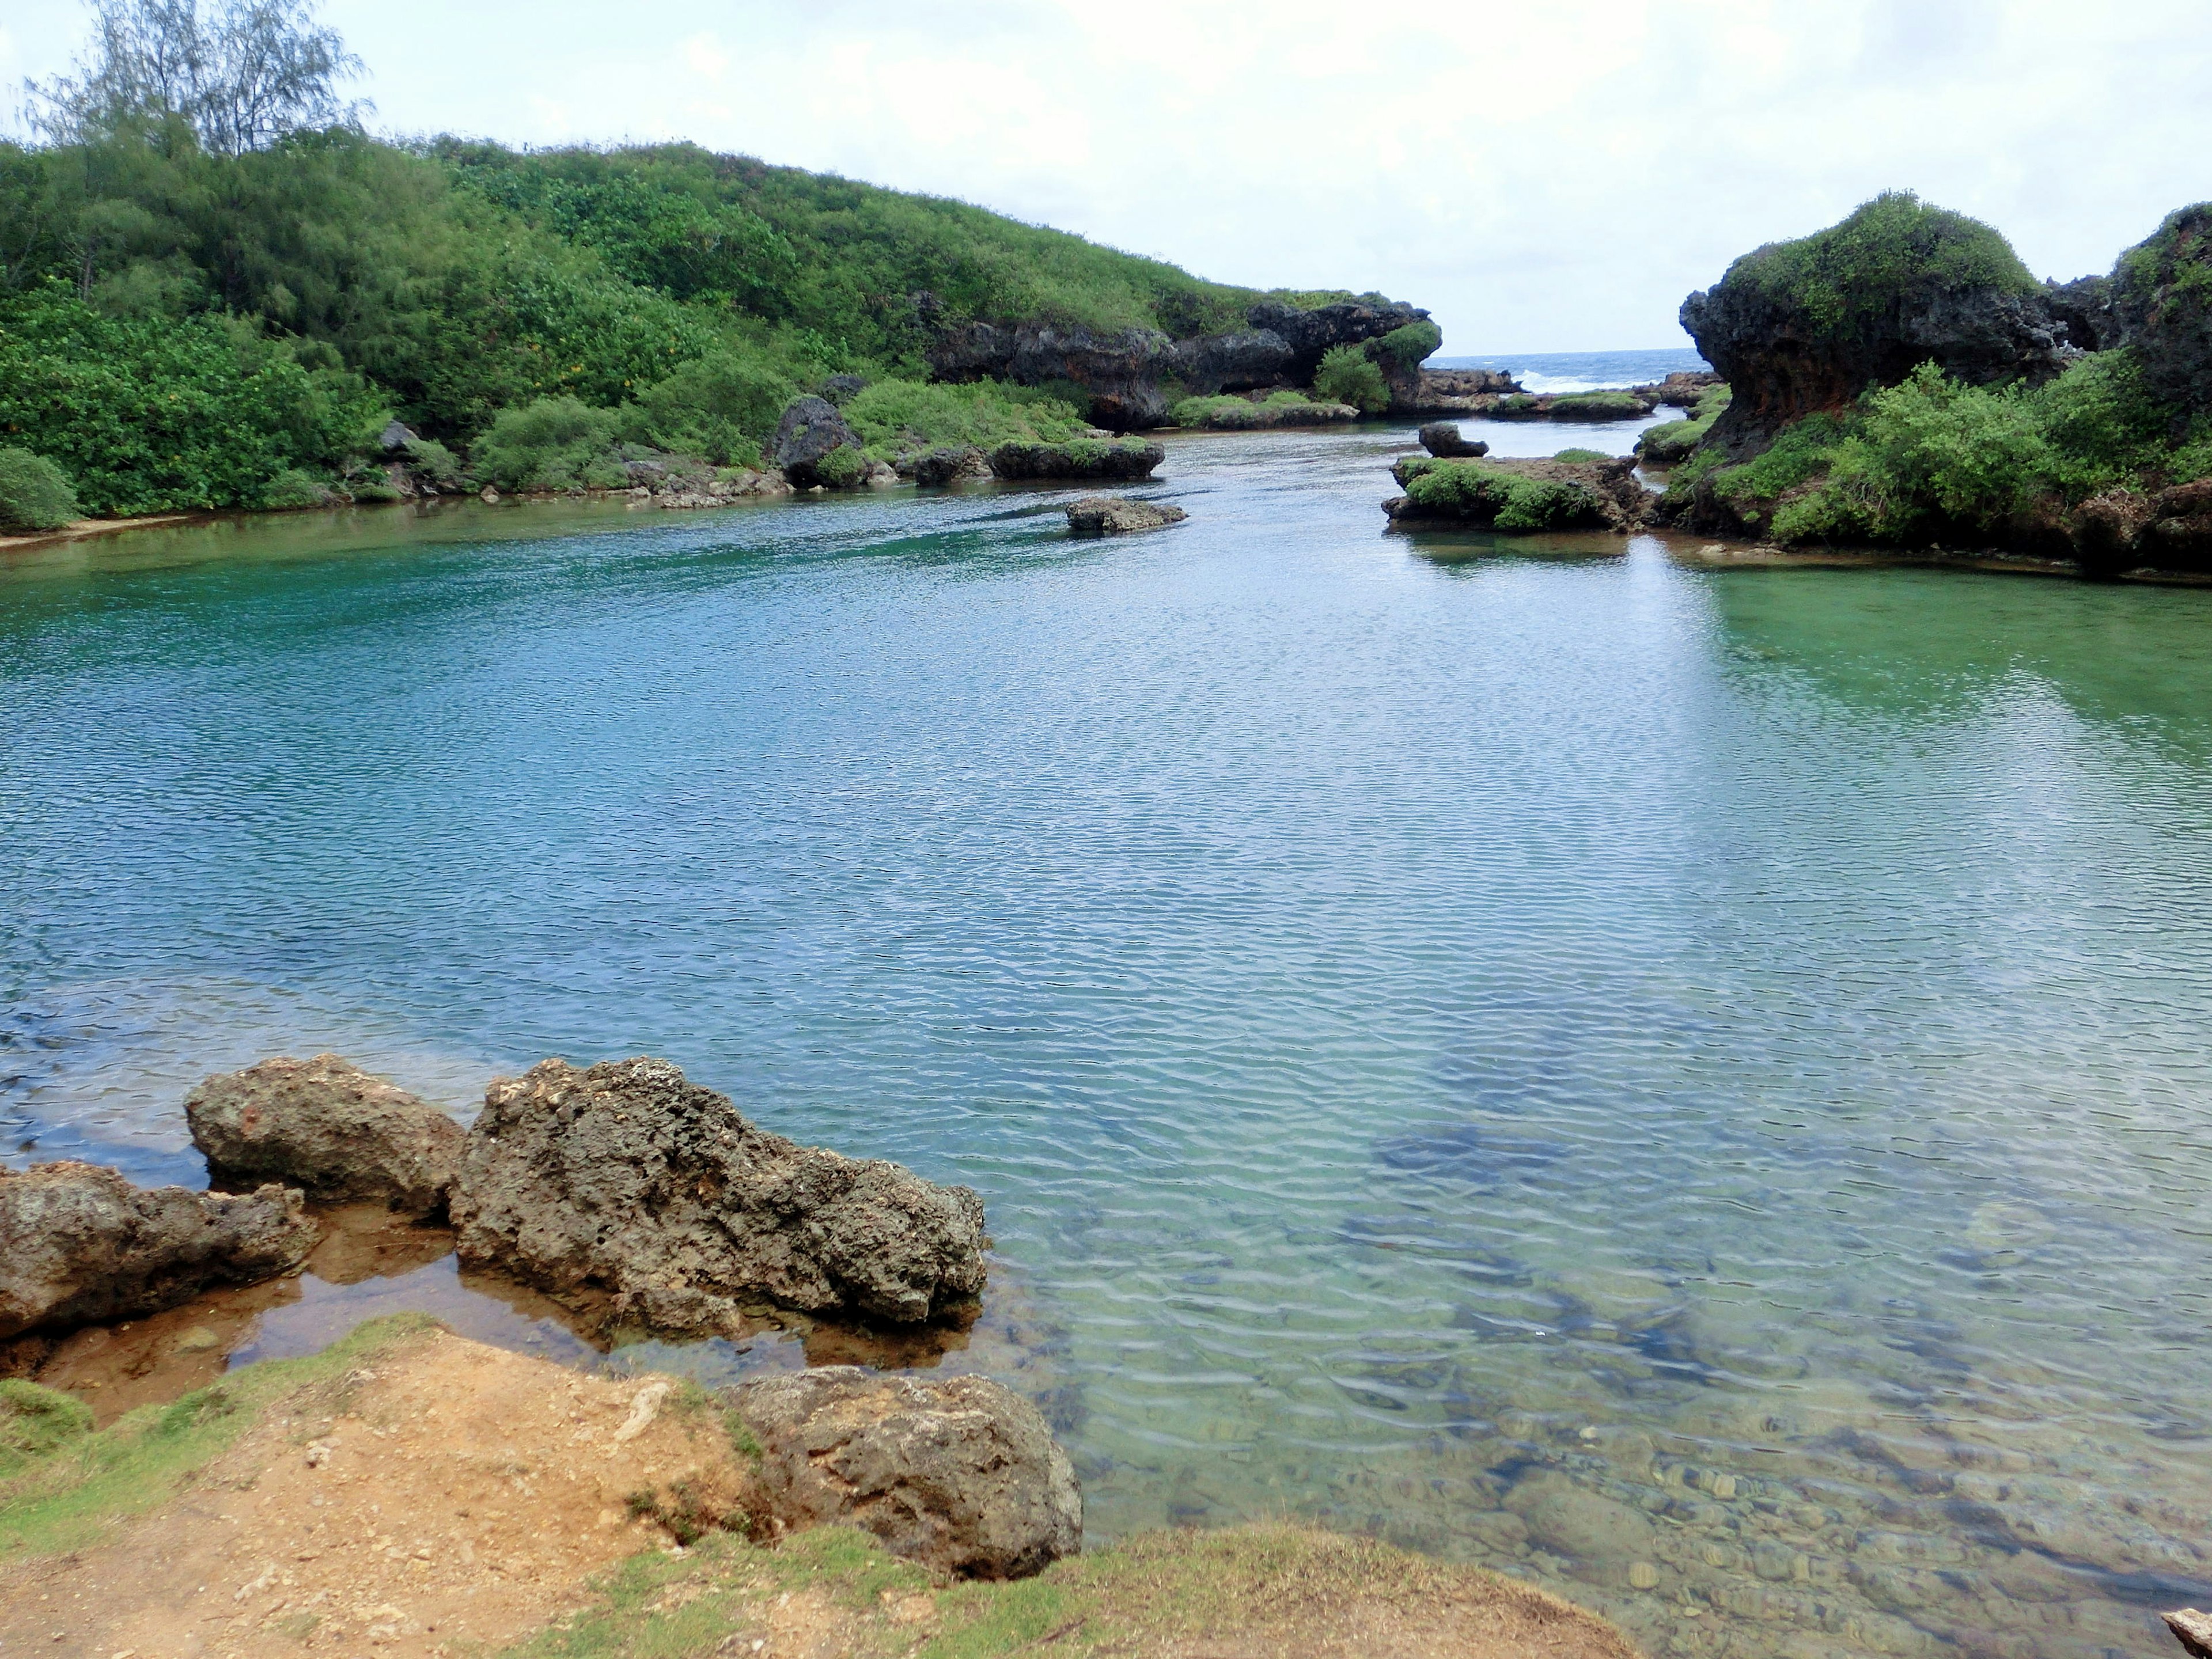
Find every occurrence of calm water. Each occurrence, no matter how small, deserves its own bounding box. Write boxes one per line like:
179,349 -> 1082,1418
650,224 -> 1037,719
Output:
5,423 -> 2211,1659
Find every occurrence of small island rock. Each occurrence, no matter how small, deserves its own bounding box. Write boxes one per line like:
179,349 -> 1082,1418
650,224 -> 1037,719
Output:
1418,423 -> 1487,459
0,1162 -> 318,1340
1066,495 -> 1187,535
450,1057 -> 987,1333
186,1053 -> 465,1218
729,1366 -> 1080,1580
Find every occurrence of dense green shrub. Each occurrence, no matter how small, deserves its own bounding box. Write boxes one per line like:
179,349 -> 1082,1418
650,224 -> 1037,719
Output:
404,436 -> 467,488
630,349 -> 798,466
0,445 -> 79,529
0,283 -> 382,514
1313,344 -> 1389,413
1720,190 -> 2037,331
259,467 -> 333,509
840,378 -> 1084,457
469,395 -> 624,491
1370,320 -> 1442,369
812,444 -> 868,487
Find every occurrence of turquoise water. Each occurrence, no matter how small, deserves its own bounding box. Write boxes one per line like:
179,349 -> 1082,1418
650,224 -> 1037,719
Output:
5,426 -> 2212,1658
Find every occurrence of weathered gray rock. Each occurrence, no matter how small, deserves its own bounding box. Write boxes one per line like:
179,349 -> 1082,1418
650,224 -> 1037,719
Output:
730,1366 -> 1080,1579
450,1057 -> 987,1333
1245,297 -> 1432,383
2165,1607 -> 2212,1658
2112,204 -> 2212,417
908,446 -> 993,487
1418,423 -> 1488,459
772,397 -> 863,487
0,1162 -> 319,1340
186,1053 -> 465,1217
1066,495 -> 1185,535
988,440 -> 1164,482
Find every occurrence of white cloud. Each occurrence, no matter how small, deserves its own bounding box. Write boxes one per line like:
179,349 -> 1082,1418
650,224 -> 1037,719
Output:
13,0 -> 2212,350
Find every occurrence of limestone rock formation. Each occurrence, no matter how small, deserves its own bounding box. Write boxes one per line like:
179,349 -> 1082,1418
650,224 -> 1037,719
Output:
988,440 -> 1164,482
186,1053 -> 465,1218
729,1366 -> 1080,1579
2166,1608 -> 2212,1659
1680,195 -> 2065,453
908,446 -> 994,487
1065,496 -> 1187,535
772,397 -> 864,487
2112,203 -> 2212,416
1245,297 -> 1431,383
1418,423 -> 1487,459
1384,455 -> 1653,534
0,1162 -> 318,1339
449,1057 -> 987,1333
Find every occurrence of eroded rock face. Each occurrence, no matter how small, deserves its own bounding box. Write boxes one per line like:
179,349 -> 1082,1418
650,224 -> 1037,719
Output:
1065,496 -> 1186,535
730,1366 -> 1080,1579
928,323 -> 1180,431
1418,423 -> 1487,459
186,1054 -> 465,1217
450,1058 -> 987,1333
0,1162 -> 318,1339
1246,297 -> 1431,383
2113,204 -> 2212,417
908,446 -> 993,487
772,397 -> 863,486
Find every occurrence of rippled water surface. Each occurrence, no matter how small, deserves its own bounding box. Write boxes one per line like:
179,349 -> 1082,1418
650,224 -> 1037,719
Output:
6,423 -> 2212,1659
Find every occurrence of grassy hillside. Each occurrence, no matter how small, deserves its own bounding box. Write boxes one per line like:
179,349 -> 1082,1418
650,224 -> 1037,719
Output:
0,128 -> 1343,517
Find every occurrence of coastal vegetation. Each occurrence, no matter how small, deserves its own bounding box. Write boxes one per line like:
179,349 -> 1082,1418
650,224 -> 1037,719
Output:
1168,389 -> 1355,428
1634,382 -> 1730,465
0,446 -> 81,530
1393,456 -> 1611,531
1312,343 -> 1391,412
0,1 -> 1372,521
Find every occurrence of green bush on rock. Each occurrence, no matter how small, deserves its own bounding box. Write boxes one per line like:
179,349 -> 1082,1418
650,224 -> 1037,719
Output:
1370,320 -> 1444,370
1552,448 -> 1612,463
1399,458 -> 1609,531
0,448 -> 80,531
470,396 -> 626,491
1313,344 -> 1389,413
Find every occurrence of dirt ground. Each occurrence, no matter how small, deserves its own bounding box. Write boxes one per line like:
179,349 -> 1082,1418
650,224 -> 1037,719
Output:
0,1326 -> 749,1657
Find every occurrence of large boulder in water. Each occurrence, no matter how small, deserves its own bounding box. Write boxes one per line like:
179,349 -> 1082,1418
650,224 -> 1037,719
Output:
1680,192 -> 2064,454
185,1053 -> 465,1218
729,1366 -> 1080,1579
987,440 -> 1164,482
450,1057 -> 987,1333
0,1162 -> 318,1339
772,397 -> 864,487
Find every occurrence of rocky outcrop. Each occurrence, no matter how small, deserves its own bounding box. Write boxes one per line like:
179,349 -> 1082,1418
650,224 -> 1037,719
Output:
2166,1608 -> 2212,1658
1680,196 -> 2065,454
729,1366 -> 1080,1580
449,1057 -> 987,1334
0,1162 -> 317,1339
772,397 -> 864,487
1418,424 -> 1487,459
2112,204 -> 2212,417
1066,496 -> 1186,535
1384,455 -> 1653,535
1397,366 -> 1523,415
922,297 -> 1427,430
907,446 -> 994,487
988,440 -> 1164,482
186,1054 -> 465,1218
1635,370 -> 1725,408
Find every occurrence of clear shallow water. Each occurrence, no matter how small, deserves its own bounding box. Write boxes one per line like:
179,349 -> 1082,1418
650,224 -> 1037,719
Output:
5,431 -> 2212,1659
1429,346 -> 1711,394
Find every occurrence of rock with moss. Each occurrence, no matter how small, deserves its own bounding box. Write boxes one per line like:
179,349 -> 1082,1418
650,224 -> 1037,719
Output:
185,1053 -> 465,1218
1384,455 -> 1652,533
450,1056 -> 988,1333
0,1162 -> 318,1340
1636,384 -> 1733,465
988,438 -> 1164,482
773,397 -> 866,487
729,1366 -> 1080,1580
1681,191 -> 2063,453
2112,203 -> 2212,416
1065,495 -> 1186,535
1171,392 -> 1357,429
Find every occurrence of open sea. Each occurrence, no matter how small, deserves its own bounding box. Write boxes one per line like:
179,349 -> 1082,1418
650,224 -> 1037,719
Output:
3,415 -> 2209,1659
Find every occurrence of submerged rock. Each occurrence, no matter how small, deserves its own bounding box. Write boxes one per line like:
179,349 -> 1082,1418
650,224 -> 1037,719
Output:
450,1057 -> 987,1333
1065,495 -> 1186,535
1418,423 -> 1488,459
185,1053 -> 465,1218
0,1162 -> 318,1339
729,1365 -> 1080,1579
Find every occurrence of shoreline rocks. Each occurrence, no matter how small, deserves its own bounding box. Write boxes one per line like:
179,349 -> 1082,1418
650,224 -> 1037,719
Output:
1418,423 -> 1488,459
1066,496 -> 1185,535
0,1162 -> 317,1340
449,1056 -> 988,1335
730,1366 -> 1081,1579
186,1054 -> 465,1218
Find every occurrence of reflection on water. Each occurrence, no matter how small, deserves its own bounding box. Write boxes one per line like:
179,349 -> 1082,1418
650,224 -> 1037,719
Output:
5,426 -> 2212,1657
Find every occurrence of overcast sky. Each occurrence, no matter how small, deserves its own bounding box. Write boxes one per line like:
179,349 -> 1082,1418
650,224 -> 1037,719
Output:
6,1 -> 2210,354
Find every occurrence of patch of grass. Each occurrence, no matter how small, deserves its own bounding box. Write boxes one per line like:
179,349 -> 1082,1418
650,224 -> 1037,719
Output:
1552,447 -> 1612,463
0,1381 -> 92,1478
0,1313 -> 439,1562
1168,391 -> 1352,429
1544,391 -> 1646,420
1637,384 -> 1732,465
840,378 -> 1084,458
